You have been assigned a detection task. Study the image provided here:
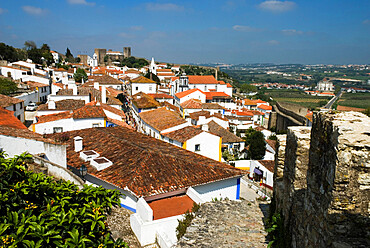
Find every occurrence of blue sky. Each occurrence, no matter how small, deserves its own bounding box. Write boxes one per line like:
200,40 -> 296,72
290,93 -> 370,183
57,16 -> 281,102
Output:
0,0 -> 369,64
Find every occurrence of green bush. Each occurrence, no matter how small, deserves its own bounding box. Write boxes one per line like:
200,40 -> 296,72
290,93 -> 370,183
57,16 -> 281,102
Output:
0,152 -> 128,248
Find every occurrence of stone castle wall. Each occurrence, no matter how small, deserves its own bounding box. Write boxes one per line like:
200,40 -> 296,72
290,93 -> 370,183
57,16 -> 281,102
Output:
274,111 -> 370,248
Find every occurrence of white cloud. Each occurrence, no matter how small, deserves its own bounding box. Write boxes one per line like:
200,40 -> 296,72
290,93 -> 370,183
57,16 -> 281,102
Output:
363,19 -> 370,25
67,0 -> 95,6
233,25 -> 259,32
22,6 -> 48,15
145,3 -> 184,11
268,40 -> 280,45
258,1 -> 296,13
0,8 -> 8,14
131,26 -> 144,31
281,29 -> 303,35
118,33 -> 135,39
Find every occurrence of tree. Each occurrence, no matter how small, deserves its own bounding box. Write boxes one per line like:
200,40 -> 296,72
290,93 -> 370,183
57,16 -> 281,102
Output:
248,131 -> 266,160
40,43 -> 53,65
27,47 -> 43,64
144,72 -> 160,83
243,127 -> 266,160
0,78 -> 18,95
0,43 -> 26,62
240,83 -> 257,93
24,40 -> 37,50
73,68 -> 88,83
65,47 -> 74,63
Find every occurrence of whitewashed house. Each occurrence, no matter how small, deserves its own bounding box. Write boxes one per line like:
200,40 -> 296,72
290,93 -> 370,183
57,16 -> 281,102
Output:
46,127 -> 245,247
162,125 -> 222,162
130,76 -> 157,96
0,94 -> 25,123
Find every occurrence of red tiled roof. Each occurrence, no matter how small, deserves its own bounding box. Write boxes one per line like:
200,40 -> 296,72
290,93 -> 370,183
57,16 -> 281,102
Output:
86,75 -> 123,85
132,92 -> 161,109
139,107 -> 187,131
0,66 -> 28,72
266,140 -> 277,152
56,87 -> 122,105
249,110 -> 265,116
36,111 -> 72,124
72,105 -> 106,119
207,121 -> 242,143
0,94 -> 23,108
0,107 -> 27,129
47,127 -> 245,197
106,118 -> 131,129
24,81 -> 48,88
86,101 -> 126,118
226,83 -> 232,88
147,93 -> 174,99
157,69 -> 172,72
149,195 -> 195,220
162,126 -> 204,143
218,81 -> 226,85
187,75 -> 218,85
258,160 -> 274,173
130,76 -> 156,84
0,126 -> 61,145
175,89 -> 204,99
180,99 -> 202,109
38,99 -> 85,111
189,110 -> 211,121
204,92 -> 231,100
258,104 -> 272,110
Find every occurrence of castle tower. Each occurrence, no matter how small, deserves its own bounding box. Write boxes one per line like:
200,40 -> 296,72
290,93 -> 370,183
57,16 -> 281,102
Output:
123,47 -> 131,58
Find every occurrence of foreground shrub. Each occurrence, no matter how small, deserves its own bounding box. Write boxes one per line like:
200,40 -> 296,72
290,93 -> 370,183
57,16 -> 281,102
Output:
0,152 -> 128,248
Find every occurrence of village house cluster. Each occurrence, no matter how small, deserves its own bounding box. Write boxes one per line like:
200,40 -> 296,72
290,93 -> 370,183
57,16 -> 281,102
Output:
0,53 -> 316,247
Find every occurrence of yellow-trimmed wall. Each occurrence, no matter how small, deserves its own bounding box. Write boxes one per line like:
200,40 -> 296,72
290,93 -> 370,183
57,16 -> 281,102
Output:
219,137 -> 222,162
182,141 -> 187,149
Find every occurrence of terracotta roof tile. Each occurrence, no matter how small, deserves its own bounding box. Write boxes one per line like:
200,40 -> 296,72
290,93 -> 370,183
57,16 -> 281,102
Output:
218,81 -> 226,85
147,93 -> 174,99
36,111 -> 72,124
86,75 -> 123,85
175,88 -> 204,99
132,92 -> 161,109
180,99 -> 202,109
130,76 -> 156,84
258,160 -> 274,173
207,121 -> 242,143
187,75 -> 218,85
139,107 -> 187,131
24,81 -> 49,88
0,94 -> 23,108
162,126 -> 204,143
257,104 -> 272,110
47,127 -> 245,197
38,99 -> 85,111
226,83 -> 232,88
56,87 -> 122,105
0,107 -> 27,129
189,110 -> 211,121
266,140 -> 277,152
0,126 -> 62,145
204,92 -> 232,100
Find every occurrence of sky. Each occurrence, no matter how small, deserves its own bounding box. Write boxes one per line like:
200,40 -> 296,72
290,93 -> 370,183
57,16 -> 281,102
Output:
0,0 -> 369,65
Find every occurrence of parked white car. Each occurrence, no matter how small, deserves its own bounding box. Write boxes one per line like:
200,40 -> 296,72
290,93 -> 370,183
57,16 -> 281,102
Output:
26,102 -> 38,111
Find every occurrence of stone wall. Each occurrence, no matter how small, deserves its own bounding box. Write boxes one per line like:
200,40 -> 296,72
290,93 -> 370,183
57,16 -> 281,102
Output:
273,111 -> 370,248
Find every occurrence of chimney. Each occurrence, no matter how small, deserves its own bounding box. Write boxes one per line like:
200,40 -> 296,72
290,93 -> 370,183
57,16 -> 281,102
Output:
94,82 -> 99,90
72,85 -> 78,95
48,100 -> 56,109
202,124 -> 209,132
101,86 -> 106,104
74,136 -> 83,152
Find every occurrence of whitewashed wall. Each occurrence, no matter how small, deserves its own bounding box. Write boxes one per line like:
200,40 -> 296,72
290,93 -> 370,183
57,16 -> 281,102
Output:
193,177 -> 241,201
48,94 -> 90,103
5,102 -> 25,123
34,117 -> 105,134
0,134 -> 67,167
186,132 -> 220,161
131,82 -> 157,96
177,91 -> 206,104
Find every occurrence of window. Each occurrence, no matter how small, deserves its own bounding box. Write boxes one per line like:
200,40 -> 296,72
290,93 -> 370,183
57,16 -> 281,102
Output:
13,105 -> 16,111
149,86 -> 152,91
17,115 -> 21,120
135,87 -> 139,91
169,139 -> 173,144
195,144 -> 200,151
20,102 -> 23,109
53,127 -> 63,133
92,123 -> 99,128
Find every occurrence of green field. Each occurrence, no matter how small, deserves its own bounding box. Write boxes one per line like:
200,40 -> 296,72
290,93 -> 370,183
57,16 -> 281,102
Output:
266,89 -> 331,109
337,92 -> 370,109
